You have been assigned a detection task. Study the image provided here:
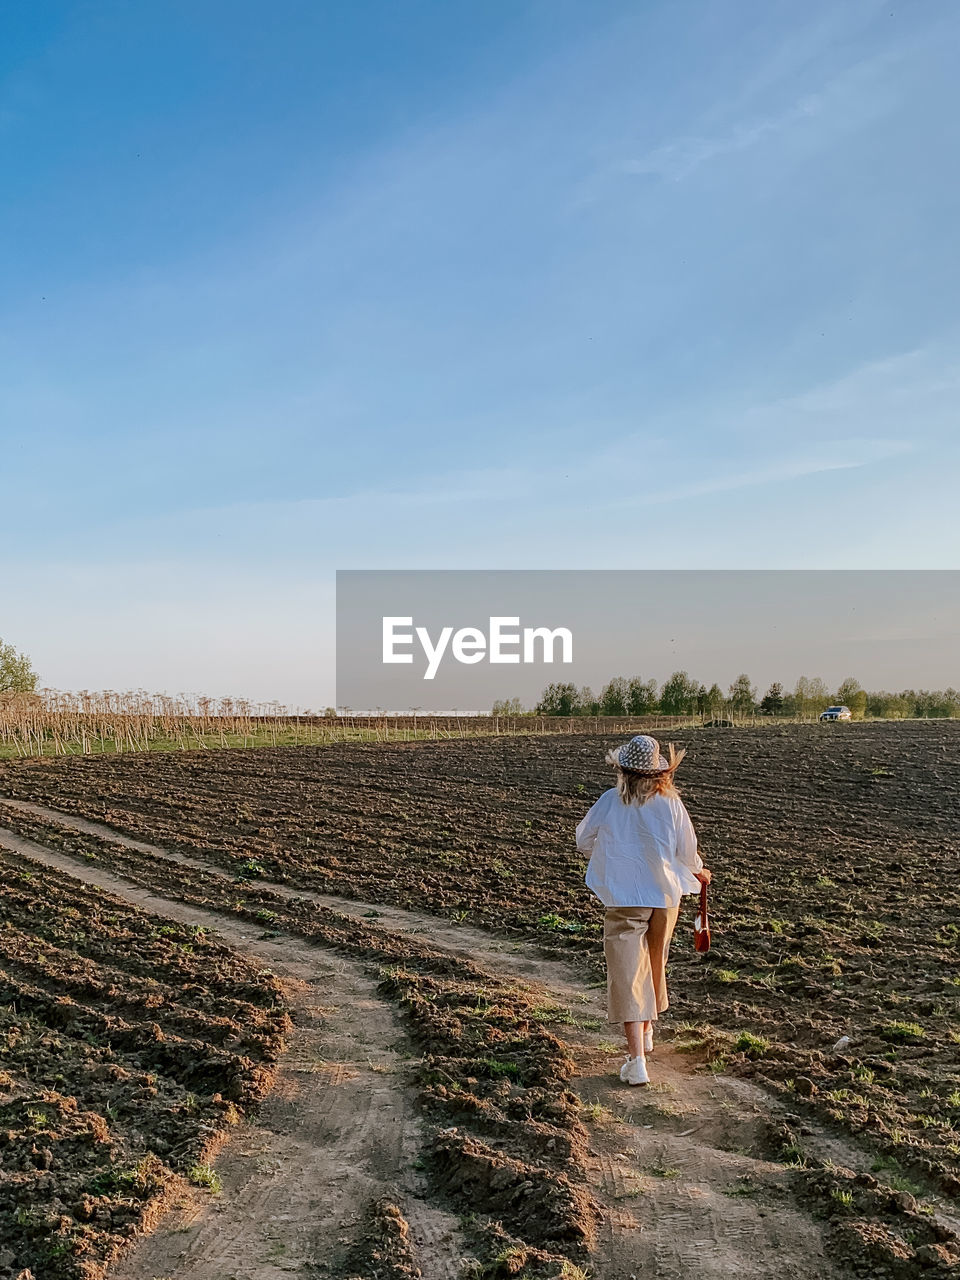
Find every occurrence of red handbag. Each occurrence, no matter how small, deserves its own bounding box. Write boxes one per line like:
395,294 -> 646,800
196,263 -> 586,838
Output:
694,881 -> 711,953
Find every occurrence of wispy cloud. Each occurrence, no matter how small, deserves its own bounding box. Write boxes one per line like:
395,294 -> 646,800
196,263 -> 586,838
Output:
22,345 -> 943,555
733,347 -> 960,449
625,96 -> 822,182
616,44 -> 901,184
582,438 -> 912,514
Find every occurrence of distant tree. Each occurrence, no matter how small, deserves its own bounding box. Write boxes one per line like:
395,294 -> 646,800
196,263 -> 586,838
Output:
866,690 -> 889,718
794,676 -> 811,713
848,690 -> 868,720
626,677 -> 659,715
795,676 -> 830,720
322,706 -> 338,717
835,677 -> 863,706
0,638 -> 37,694
535,682 -> 580,716
877,693 -> 912,719
759,682 -> 784,716
599,677 -> 629,716
704,683 -> 725,717
909,688 -> 960,718
900,689 -> 922,717
727,673 -> 757,716
659,670 -> 700,715
577,686 -> 600,716
491,697 -> 527,716
808,677 -> 830,712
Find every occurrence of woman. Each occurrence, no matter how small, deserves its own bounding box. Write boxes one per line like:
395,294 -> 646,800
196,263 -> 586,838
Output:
576,734 -> 711,1086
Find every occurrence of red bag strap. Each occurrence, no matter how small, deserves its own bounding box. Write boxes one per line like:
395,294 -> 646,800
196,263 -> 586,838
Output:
699,880 -> 708,919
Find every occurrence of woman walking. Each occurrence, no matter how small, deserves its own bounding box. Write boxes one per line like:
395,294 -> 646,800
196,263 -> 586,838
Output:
577,735 -> 710,1086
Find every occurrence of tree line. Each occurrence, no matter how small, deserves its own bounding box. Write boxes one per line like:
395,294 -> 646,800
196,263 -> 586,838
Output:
6,634 -> 956,723
492,672 -> 960,720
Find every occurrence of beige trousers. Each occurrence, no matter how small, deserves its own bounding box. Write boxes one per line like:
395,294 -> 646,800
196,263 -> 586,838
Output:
603,905 -> 681,1024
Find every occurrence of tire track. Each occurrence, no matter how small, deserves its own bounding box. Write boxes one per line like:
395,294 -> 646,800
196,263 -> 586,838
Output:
0,824 -> 466,1280
0,795 -> 592,995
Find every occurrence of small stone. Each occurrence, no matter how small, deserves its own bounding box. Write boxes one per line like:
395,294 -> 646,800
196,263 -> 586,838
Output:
890,1189 -> 917,1213
916,1243 -> 957,1266
794,1076 -> 817,1098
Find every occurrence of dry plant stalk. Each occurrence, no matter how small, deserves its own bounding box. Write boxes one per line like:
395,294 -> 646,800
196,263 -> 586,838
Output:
0,690 -> 697,759
0,689 -> 291,758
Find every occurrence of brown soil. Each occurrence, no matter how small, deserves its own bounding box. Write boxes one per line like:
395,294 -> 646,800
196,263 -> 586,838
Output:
0,848 -> 287,1280
2,723 -> 960,1278
3,814 -> 959,1278
3,723 -> 958,1196
0,817 -> 589,1279
0,829 -> 467,1280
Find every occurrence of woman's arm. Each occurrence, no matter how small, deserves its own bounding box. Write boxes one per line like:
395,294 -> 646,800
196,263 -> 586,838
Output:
674,798 -> 709,882
575,796 -> 604,854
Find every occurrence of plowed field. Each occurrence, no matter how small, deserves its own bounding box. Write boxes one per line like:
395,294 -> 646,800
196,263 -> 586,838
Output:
1,721 -> 959,1278
0,852 -> 288,1280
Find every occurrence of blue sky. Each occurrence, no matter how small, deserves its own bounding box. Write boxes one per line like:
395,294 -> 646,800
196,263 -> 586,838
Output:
3,0 -> 959,705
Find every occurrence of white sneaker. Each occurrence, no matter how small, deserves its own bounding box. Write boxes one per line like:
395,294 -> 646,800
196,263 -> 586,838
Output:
644,1026 -> 654,1055
619,1055 -> 649,1086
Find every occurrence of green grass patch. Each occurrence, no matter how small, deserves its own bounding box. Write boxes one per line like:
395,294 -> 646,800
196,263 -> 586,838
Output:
235,859 -> 267,880
879,1020 -> 925,1044
187,1163 -> 222,1194
734,1031 -> 770,1058
537,912 -> 585,933
477,1057 -> 522,1079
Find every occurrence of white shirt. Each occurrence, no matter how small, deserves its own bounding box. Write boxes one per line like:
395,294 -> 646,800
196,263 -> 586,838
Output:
577,788 -> 703,909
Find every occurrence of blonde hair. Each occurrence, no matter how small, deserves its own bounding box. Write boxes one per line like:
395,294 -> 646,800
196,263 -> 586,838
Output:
606,742 -> 685,805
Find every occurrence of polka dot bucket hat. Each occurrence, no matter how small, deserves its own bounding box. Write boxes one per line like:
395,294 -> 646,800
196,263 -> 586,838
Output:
615,734 -> 671,774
